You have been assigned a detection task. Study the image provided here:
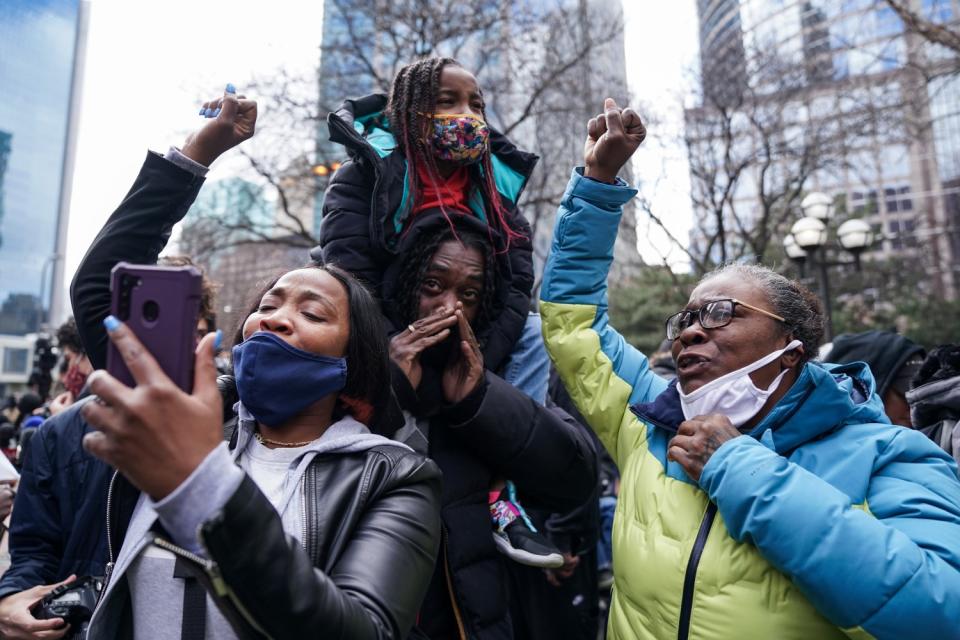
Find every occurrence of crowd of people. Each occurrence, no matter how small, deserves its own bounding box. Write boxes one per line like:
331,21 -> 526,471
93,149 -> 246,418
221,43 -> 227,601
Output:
0,57 -> 957,640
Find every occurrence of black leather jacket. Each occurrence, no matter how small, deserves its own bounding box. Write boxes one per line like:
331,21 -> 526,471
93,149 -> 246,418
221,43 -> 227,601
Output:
94,435 -> 441,639
162,444 -> 441,639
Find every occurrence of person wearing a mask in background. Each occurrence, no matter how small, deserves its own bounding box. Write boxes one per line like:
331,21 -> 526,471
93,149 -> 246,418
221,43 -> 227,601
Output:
46,317 -> 93,417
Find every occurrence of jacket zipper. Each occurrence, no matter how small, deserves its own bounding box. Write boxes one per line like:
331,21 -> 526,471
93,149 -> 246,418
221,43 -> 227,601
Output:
152,535 -> 272,639
96,470 -> 120,607
677,502 -> 717,640
441,526 -> 467,640
300,478 -> 308,553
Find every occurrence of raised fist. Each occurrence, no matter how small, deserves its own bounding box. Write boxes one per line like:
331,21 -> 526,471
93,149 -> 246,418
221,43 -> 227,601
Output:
583,98 -> 646,183
181,84 -> 258,167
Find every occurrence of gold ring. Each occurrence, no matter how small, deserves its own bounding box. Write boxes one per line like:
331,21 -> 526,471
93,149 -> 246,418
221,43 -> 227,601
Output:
408,324 -> 417,333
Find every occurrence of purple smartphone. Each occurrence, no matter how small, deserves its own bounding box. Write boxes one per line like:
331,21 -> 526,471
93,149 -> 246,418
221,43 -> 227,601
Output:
106,262 -> 203,392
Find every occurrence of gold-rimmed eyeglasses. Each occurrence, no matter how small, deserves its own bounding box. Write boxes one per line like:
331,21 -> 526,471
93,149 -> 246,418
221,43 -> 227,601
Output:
665,298 -> 787,340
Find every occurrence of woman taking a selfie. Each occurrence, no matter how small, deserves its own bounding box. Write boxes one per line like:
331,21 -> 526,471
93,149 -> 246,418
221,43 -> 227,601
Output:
69,86 -> 442,639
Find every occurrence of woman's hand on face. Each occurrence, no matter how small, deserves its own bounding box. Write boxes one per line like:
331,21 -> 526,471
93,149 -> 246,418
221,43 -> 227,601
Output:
389,306 -> 458,390
667,414 -> 741,482
181,85 -> 258,167
583,98 -> 646,183
442,306 -> 485,405
81,322 -> 223,502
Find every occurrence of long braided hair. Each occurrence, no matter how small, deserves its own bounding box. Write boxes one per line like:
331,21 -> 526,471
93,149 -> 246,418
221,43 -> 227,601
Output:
386,57 -> 525,250
394,227 -> 498,339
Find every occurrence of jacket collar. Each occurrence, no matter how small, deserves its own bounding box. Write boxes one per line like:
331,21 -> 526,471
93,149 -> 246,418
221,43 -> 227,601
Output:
630,360 -> 889,454
630,378 -> 684,434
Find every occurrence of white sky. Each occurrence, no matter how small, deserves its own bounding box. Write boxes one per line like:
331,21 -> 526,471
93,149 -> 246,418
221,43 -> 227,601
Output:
64,0 -> 699,305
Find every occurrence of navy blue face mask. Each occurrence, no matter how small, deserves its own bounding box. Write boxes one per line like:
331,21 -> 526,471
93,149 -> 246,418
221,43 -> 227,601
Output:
232,332 -> 348,427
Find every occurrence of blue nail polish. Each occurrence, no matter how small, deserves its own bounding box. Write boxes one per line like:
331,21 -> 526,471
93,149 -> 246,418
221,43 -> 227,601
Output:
199,107 -> 206,115
213,108 -> 221,117
204,108 -> 214,117
214,330 -> 223,351
103,315 -> 121,332
225,83 -> 236,94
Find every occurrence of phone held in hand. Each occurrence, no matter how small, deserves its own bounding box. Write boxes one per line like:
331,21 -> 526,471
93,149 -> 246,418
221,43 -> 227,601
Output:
106,262 -> 203,392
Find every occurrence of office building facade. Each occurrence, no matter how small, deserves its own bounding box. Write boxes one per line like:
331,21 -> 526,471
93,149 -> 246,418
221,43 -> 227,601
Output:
687,0 -> 960,296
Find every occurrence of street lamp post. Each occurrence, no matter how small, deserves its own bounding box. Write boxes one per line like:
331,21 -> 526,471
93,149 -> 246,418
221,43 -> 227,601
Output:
785,192 -> 874,341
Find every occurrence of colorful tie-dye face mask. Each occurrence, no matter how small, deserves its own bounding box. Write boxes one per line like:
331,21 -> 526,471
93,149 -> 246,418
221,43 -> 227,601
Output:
429,113 -> 489,164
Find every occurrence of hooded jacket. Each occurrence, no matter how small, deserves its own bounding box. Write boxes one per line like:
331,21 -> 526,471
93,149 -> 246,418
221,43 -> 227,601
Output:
317,94 -> 539,371
539,169 -> 960,640
907,374 -> 960,465
826,330 -> 925,398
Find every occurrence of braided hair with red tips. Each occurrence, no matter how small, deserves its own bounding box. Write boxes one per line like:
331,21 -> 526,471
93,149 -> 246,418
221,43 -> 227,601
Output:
385,57 -> 526,251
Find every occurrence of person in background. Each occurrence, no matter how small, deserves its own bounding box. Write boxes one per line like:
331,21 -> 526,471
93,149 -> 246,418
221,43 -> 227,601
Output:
46,318 -> 94,417
822,329 -> 925,426
0,423 -> 17,464
540,97 -> 960,639
13,395 -> 45,469
907,344 -> 960,465
649,338 -> 677,380
157,254 -> 219,340
13,395 -> 42,431
1,397 -> 17,425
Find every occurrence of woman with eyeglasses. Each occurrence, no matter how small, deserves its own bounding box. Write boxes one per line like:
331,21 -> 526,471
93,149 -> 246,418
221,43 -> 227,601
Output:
539,98 -> 960,640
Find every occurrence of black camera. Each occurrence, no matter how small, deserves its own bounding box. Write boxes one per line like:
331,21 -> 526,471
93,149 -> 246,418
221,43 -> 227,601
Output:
32,576 -> 103,637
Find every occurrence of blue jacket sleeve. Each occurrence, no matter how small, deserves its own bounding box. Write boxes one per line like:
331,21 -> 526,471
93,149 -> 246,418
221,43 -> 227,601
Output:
0,425 -> 62,598
699,431 -> 960,639
539,170 -> 668,463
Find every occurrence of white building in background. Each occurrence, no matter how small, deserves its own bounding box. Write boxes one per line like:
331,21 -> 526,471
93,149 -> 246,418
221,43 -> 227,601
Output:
688,0 -> 960,297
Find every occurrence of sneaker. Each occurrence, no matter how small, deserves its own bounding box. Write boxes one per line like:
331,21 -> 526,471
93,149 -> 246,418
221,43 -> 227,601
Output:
489,481 -> 565,569
493,519 -> 564,569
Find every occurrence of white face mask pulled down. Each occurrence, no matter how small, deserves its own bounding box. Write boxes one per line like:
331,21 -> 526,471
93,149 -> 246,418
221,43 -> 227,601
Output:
678,340 -> 803,427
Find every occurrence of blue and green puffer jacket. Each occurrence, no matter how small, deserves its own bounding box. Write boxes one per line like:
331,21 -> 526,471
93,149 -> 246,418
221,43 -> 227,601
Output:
539,169 -> 960,640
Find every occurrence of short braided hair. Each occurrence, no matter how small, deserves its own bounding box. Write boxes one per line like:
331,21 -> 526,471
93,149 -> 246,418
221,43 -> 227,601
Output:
386,57 -> 525,250
394,227 -> 498,338
700,264 -> 824,364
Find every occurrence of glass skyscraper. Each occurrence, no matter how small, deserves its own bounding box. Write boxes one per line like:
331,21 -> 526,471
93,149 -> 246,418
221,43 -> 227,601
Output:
0,0 -> 85,386
687,0 -> 960,296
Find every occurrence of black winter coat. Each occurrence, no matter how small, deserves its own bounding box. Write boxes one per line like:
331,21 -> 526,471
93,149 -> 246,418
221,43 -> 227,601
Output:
68,151 -> 443,639
392,366 -> 598,640
317,94 -> 538,372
